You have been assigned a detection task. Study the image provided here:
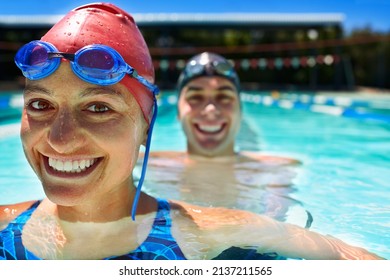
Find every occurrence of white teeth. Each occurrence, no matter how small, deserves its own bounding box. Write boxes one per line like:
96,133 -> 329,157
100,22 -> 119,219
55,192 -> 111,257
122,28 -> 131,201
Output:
63,161 -> 72,172
198,124 -> 223,133
56,160 -> 64,171
79,160 -> 86,169
48,158 -> 97,173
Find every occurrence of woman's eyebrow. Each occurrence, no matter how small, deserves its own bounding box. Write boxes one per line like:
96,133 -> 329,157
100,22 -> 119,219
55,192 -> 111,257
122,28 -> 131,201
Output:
24,84 -> 53,96
23,85 -> 126,101
79,87 -> 125,100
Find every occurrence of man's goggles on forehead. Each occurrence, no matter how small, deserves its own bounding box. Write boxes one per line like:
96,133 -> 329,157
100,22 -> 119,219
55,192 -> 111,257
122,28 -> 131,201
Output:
15,40 -> 159,95
181,59 -> 240,90
189,59 -> 237,79
186,59 -> 234,77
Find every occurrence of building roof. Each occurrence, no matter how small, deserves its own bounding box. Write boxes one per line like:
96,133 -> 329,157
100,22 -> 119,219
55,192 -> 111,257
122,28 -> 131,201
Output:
135,13 -> 344,26
0,13 -> 344,27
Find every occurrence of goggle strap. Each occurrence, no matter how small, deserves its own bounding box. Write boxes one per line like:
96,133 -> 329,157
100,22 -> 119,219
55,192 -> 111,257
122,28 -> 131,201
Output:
136,75 -> 159,95
131,96 -> 158,220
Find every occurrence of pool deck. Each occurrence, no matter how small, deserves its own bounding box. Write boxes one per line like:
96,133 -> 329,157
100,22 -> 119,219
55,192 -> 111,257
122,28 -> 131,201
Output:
239,88 -> 390,122
316,88 -> 390,103
291,90 -> 390,108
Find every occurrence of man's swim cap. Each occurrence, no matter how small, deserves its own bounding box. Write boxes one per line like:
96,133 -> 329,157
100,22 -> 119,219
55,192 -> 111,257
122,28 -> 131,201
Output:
41,2 -> 155,123
177,52 -> 240,93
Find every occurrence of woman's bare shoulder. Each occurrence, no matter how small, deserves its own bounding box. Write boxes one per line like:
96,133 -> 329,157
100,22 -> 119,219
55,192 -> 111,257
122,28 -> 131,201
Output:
0,200 -> 38,230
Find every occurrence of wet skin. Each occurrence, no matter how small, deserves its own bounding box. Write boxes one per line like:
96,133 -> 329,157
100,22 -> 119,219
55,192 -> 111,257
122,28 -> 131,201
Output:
20,63 -> 148,221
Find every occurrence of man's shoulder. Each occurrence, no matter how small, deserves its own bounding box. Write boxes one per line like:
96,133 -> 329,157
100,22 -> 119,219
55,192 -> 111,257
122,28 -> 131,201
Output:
239,151 -> 301,165
148,151 -> 186,158
169,200 -> 262,229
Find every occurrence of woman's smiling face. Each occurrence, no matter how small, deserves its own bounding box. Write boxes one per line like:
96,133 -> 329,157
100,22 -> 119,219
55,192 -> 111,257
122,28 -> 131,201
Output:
20,63 -> 148,206
178,76 -> 241,157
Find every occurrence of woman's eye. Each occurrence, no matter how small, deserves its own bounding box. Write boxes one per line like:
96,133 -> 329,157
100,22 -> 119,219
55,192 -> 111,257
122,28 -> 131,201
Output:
28,100 -> 51,110
87,104 -> 110,113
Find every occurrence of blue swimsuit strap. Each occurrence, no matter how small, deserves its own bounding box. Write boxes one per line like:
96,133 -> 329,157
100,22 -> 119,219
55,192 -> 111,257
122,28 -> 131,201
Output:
107,198 -> 187,260
0,200 -> 41,260
0,199 -> 186,260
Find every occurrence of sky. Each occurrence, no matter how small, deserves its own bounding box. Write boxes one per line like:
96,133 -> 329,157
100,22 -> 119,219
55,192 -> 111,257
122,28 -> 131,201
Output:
1,0 -> 390,33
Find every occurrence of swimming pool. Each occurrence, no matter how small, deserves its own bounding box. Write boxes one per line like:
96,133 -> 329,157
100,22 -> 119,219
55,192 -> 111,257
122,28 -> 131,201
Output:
1,90 -> 389,259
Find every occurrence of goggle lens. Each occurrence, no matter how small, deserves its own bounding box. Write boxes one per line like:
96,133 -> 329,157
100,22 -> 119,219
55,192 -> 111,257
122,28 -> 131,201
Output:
213,61 -> 234,76
186,61 -> 204,76
16,42 -> 60,80
77,49 -> 114,70
29,45 -> 50,66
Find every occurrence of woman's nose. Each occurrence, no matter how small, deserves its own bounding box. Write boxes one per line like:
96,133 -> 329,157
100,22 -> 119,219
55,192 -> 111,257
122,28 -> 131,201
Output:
47,109 -> 85,154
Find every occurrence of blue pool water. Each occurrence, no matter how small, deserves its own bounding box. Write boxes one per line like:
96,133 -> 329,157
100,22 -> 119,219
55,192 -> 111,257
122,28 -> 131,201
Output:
0,91 -> 389,259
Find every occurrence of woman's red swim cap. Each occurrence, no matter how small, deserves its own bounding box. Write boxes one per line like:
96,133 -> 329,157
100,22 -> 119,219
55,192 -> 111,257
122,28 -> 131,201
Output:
41,2 -> 155,123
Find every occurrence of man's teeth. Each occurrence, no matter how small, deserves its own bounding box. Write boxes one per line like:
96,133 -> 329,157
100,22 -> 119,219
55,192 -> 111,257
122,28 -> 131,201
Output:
48,158 -> 97,173
198,124 -> 223,133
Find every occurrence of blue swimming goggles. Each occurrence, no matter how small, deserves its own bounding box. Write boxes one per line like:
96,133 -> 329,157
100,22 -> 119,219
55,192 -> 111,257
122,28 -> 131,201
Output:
15,40 -> 159,220
14,40 -> 159,95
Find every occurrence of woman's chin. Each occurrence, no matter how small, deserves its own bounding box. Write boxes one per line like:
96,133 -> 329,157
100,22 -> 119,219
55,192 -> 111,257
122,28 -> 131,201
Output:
43,185 -> 90,206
